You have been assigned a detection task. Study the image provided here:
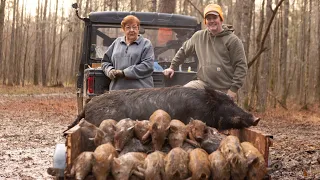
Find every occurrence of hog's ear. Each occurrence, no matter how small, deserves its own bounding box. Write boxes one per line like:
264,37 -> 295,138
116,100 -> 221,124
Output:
127,126 -> 134,132
113,157 -> 121,166
246,154 -> 258,166
152,122 -> 159,130
107,154 -> 113,161
169,126 -> 178,133
204,127 -> 209,134
112,124 -> 117,131
253,117 -> 261,126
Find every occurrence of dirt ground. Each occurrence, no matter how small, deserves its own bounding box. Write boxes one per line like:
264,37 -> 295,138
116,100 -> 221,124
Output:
0,86 -> 319,180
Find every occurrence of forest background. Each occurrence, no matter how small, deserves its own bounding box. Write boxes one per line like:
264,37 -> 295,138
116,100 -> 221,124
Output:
0,0 -> 319,112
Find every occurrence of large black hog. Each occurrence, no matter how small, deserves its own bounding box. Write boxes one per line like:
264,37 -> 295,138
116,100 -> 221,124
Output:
66,86 -> 260,131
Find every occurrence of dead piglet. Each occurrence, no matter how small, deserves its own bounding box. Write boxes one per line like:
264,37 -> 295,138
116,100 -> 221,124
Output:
201,127 -> 226,154
134,120 -> 150,144
78,119 -> 100,151
164,147 -> 190,180
93,129 -> 112,147
119,138 -> 152,156
99,119 -> 117,143
187,148 -> 211,180
160,142 -> 172,153
181,141 -> 196,153
186,119 -> 207,147
142,109 -> 171,151
168,119 -> 188,148
112,152 -> 147,180
219,135 -> 248,180
92,143 -> 118,180
114,118 -> 136,151
241,142 -> 267,180
144,151 -> 166,180
208,150 -> 230,180
70,151 -> 93,180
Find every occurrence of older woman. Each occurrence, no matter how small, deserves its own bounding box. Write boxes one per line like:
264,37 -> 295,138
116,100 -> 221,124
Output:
101,15 -> 154,90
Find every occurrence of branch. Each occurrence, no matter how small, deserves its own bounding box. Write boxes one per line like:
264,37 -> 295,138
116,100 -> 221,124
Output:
248,0 -> 286,68
267,91 -> 288,110
185,0 -> 204,18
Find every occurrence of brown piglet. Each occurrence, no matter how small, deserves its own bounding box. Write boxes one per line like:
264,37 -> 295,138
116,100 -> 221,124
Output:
164,147 -> 190,180
219,135 -> 248,180
186,119 -> 207,147
168,119 -> 188,148
188,148 -> 211,180
142,109 -> 171,151
70,151 -> 93,180
208,150 -> 230,180
114,118 -> 136,152
241,142 -> 267,180
134,120 -> 150,144
144,151 -> 166,180
111,152 -> 147,180
92,143 -> 118,180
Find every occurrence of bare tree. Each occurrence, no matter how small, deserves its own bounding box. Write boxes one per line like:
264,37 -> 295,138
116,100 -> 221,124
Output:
233,0 -> 242,37
317,0 -> 320,103
249,0 -> 265,110
0,0 -> 6,81
151,0 -> 157,12
33,0 -> 42,85
49,0 -> 59,85
280,0 -> 289,106
41,0 -> 48,86
7,0 -> 17,86
257,0 -> 272,112
158,0 -> 176,13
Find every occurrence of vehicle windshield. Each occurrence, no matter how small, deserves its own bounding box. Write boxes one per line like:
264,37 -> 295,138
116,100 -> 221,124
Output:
90,24 -> 198,71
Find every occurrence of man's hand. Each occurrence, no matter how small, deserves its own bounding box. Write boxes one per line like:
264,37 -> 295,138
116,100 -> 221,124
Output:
163,68 -> 175,78
107,69 -> 117,80
115,70 -> 125,78
227,89 -> 237,101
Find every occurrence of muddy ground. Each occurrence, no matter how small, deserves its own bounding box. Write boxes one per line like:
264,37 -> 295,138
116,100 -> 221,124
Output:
0,86 -> 319,180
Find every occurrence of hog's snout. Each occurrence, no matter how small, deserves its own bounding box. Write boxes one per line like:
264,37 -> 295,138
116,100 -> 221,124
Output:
195,137 -> 203,142
116,148 -> 121,152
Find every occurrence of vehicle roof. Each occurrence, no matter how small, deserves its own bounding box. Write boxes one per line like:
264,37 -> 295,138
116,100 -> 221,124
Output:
88,11 -> 198,28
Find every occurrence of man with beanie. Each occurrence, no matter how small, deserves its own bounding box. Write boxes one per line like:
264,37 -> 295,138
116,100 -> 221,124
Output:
163,4 -> 247,101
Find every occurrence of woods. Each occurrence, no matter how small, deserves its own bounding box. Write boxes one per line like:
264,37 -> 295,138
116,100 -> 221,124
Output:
0,0 -> 319,111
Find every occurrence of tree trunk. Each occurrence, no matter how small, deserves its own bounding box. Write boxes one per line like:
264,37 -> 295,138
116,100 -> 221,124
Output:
301,0 -> 311,109
14,0 -> 20,85
225,0 -> 233,25
249,0 -> 265,110
238,0 -> 254,109
158,0 -> 176,13
7,0 -> 17,86
299,0 -> 306,105
49,0 -> 59,85
317,0 -> 320,103
280,0 -> 289,106
22,14 -> 30,87
33,0 -> 41,85
56,5 -> 64,85
151,0 -> 157,12
0,0 -> 6,82
270,0 -> 280,108
41,0 -> 48,86
257,0 -> 272,112
233,0 -> 242,37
